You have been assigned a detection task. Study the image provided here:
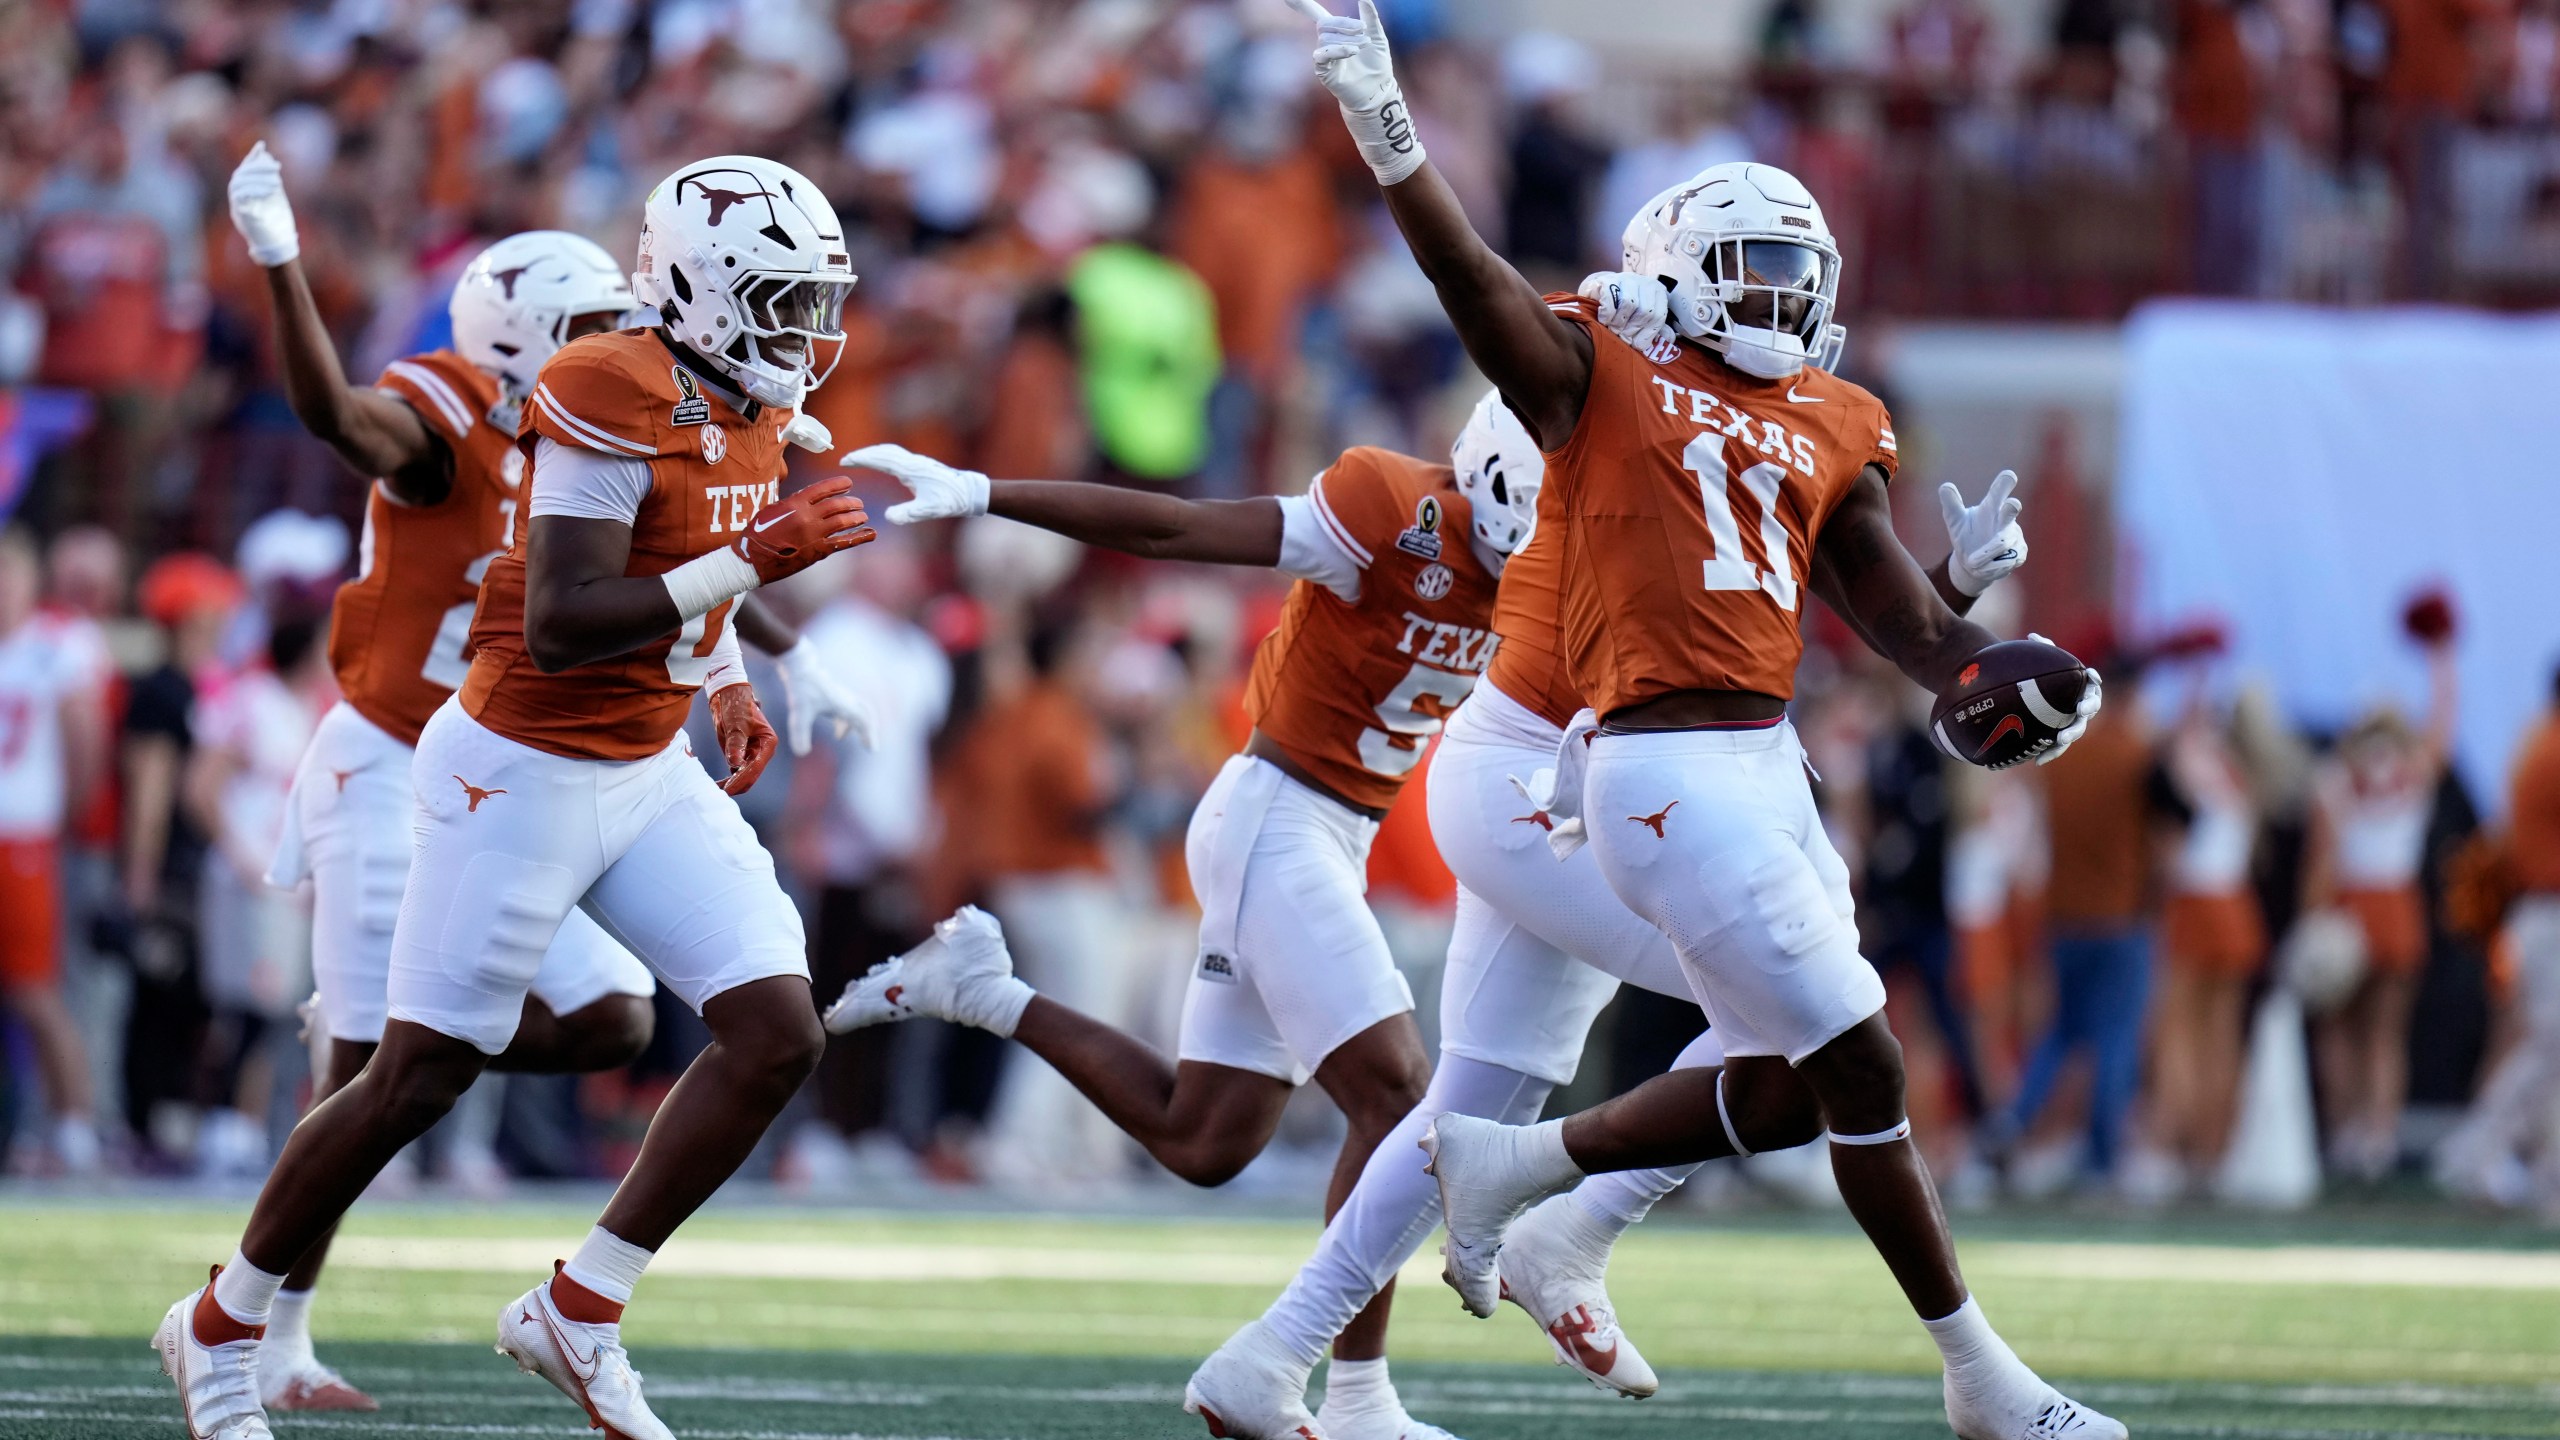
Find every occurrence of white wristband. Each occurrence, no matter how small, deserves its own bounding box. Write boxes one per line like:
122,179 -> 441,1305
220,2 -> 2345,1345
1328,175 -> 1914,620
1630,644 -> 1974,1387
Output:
661,544 -> 761,622
1341,92 -> 1424,186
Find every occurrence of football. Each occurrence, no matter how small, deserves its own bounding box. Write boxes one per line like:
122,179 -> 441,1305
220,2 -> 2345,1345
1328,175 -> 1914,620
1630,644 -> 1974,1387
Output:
1930,638 -> 2094,769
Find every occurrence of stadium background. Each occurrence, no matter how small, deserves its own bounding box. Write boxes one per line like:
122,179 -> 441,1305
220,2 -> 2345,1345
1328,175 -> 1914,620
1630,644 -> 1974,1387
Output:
4,0 -> 2560,1436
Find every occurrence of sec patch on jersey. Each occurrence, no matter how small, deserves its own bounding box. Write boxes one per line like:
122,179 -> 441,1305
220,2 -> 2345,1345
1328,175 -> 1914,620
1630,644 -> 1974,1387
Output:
1931,638 -> 2092,769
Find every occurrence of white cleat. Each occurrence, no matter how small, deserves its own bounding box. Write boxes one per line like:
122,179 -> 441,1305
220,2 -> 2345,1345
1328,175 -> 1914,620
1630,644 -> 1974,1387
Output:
1316,1398 -> 1466,1440
1420,1115 -> 1559,1319
1947,1372 -> 2128,1440
1184,1319 -> 1327,1439
823,905 -> 1019,1034
154,1270 -> 273,1440
1497,1195 -> 1659,1399
495,1269 -> 676,1440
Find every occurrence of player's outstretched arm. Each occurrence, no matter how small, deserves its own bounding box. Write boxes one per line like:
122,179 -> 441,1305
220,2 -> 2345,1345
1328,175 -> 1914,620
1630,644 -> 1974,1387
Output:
1284,0 -> 1591,447
1810,466 -> 1998,695
844,444 -> 1283,566
231,143 -> 444,499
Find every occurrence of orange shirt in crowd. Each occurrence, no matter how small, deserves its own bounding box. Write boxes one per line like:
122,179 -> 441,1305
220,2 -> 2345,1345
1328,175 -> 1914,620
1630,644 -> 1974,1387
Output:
1168,145 -> 1342,387
956,679 -> 1113,879
973,329 -> 1085,482
2174,0 -> 2260,143
2511,709 -> 2560,893
2041,707 -> 2157,928
2380,0 -> 2500,110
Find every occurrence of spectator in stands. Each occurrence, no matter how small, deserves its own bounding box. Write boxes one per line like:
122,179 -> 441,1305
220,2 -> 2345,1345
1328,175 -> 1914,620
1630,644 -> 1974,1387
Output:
783,543 -> 955,1186
0,526 -> 110,1174
117,554 -> 237,1165
2304,631 -> 2457,1182
2437,662 -> 2560,1210
1989,654 -> 2173,1192
1498,33 -> 1607,286
42,526 -> 130,1153
952,604 -> 1136,1185
2138,685 -> 2268,1198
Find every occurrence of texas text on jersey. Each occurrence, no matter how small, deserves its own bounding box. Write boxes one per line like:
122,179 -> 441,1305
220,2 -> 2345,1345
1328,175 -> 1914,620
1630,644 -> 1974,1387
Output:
461,329 -> 790,759
1539,292 -> 1898,716
1245,446 -> 1504,813
329,350 -> 521,746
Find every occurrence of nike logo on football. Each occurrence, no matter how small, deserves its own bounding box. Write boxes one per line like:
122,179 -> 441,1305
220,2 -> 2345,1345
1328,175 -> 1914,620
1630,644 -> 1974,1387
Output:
1976,713 -> 2026,757
1786,384 -> 1824,403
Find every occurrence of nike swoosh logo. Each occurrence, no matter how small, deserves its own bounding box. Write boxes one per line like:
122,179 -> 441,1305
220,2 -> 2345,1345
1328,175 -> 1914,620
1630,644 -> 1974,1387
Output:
754,511 -> 788,532
1786,385 -> 1824,403
537,1306 -> 602,1379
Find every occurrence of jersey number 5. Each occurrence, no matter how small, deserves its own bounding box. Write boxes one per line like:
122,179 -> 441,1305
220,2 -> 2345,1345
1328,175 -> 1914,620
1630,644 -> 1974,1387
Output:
1358,663 -> 1478,778
1682,432 -> 1799,612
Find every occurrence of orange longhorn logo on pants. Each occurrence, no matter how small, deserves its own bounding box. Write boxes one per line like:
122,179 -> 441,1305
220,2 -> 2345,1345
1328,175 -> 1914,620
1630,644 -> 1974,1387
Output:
1629,801 -> 1679,838
453,776 -> 508,812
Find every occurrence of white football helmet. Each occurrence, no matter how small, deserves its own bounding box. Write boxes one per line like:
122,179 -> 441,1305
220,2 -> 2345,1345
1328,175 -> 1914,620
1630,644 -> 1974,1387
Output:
630,155 -> 857,408
1622,162 -> 1846,379
1449,388 -> 1543,556
449,230 -> 635,401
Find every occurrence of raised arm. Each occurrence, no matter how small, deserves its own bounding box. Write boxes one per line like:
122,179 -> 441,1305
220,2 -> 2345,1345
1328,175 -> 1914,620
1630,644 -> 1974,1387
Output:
842,444 -> 1283,566
1285,0 -> 1593,446
230,144 -> 445,498
1809,467 -> 1999,695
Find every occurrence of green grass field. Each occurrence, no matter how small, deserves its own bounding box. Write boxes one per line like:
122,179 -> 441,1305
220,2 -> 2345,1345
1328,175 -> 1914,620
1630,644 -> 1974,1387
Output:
5,1195 -> 2559,1438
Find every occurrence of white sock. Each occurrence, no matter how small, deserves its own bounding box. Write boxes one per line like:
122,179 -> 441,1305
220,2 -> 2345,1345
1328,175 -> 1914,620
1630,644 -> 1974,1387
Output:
972,976 -> 1035,1038
1569,1163 -> 1699,1233
1510,1118 -> 1585,1192
212,1250 -> 285,1326
561,1226 -> 654,1306
265,1288 -> 314,1361
1321,1355 -> 1395,1414
1260,1057 -> 1550,1366
1923,1295 -> 2022,1377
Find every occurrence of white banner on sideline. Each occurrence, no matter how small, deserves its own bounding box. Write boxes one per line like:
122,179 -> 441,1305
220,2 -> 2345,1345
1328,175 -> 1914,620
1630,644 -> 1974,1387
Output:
2118,300 -> 2560,811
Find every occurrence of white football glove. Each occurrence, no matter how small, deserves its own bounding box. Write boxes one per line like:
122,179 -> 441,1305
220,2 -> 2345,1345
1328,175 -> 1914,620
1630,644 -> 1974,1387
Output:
1283,0 -> 1425,186
1938,469 -> 2028,598
841,443 -> 992,524
2027,632 -> 2102,766
227,141 -> 300,267
1579,270 -> 1678,362
773,637 -> 877,756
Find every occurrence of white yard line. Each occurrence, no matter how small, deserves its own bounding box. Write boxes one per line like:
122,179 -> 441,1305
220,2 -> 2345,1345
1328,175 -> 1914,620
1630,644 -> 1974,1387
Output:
1967,1241 -> 2560,1291
149,1232 -> 2560,1293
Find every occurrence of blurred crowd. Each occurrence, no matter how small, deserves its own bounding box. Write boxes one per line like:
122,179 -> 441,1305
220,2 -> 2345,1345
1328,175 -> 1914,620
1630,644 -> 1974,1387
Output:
5,0 -> 2560,1217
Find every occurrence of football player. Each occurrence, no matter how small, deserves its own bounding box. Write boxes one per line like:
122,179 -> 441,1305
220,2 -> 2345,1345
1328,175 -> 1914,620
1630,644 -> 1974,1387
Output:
160,155 -> 874,1440
833,387 -> 1678,1440
1282,6 -> 2113,1440
1184,355 -> 2033,1431
216,142 -> 876,1413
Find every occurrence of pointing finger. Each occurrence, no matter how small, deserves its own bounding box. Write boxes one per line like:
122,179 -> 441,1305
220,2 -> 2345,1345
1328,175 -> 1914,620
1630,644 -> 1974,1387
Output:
1984,468 -> 2018,505
1936,481 -> 1966,532
1282,0 -> 1335,20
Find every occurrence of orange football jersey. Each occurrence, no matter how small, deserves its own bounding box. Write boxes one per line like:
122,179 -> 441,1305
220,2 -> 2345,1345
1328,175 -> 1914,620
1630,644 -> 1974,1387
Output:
1479,469 -> 1578,730
1543,294 -> 1897,716
325,349 -> 521,746
1244,447 -> 1502,812
461,330 -> 789,761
